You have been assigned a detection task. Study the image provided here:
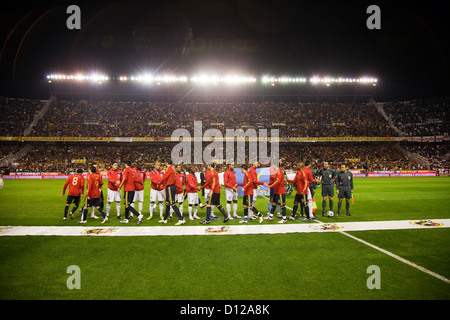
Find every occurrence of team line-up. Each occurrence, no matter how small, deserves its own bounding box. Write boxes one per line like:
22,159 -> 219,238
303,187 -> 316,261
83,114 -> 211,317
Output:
62,159 -> 354,225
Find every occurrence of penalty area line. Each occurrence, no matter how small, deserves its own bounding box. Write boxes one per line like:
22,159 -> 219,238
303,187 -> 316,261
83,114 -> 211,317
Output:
340,231 -> 450,285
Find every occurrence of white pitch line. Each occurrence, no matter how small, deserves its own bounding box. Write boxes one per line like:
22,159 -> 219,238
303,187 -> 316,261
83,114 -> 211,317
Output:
340,231 -> 450,285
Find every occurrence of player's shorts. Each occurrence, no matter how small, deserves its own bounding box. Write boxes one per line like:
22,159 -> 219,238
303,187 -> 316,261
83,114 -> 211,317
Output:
253,189 -> 258,201
107,188 -> 121,202
150,188 -> 164,202
133,190 -> 144,202
207,193 -> 221,206
242,194 -> 254,207
187,192 -> 199,205
338,187 -> 352,199
321,184 -> 334,197
87,197 -> 102,208
272,193 -> 286,207
270,187 -> 275,197
123,191 -> 135,207
66,195 -> 80,205
294,193 -> 306,205
175,193 -> 184,203
204,188 -> 211,200
225,188 -> 238,201
165,185 -> 177,206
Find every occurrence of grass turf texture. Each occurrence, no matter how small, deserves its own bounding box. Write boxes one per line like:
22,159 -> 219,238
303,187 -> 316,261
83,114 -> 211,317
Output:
0,177 -> 449,300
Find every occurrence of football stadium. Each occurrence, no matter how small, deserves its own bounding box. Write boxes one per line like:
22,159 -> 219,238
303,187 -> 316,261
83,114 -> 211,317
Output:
0,0 -> 449,309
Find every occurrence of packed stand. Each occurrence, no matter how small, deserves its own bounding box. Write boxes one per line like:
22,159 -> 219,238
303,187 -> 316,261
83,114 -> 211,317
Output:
29,100 -> 397,138
0,97 -> 45,136
383,98 -> 449,137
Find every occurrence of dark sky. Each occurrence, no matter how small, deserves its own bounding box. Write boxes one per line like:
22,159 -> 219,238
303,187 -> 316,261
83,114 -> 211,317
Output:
0,0 -> 449,100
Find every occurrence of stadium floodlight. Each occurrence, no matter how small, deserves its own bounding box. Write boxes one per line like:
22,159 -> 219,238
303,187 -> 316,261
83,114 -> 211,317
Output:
46,72 -> 377,86
46,73 -> 109,82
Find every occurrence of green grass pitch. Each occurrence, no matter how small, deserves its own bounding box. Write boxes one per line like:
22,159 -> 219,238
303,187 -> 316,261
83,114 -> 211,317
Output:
0,177 -> 449,300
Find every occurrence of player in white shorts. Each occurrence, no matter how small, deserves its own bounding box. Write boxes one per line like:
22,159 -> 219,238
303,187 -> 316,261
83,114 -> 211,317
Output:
148,161 -> 165,219
106,163 -> 122,218
130,164 -> 146,216
185,167 -> 201,220
223,163 -> 240,219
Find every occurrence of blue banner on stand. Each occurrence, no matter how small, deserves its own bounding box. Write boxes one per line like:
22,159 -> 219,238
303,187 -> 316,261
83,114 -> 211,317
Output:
234,167 -> 271,196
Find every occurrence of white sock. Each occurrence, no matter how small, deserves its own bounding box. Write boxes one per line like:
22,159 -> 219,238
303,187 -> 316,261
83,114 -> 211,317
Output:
233,203 -> 237,216
194,205 -> 198,217
149,203 -> 154,217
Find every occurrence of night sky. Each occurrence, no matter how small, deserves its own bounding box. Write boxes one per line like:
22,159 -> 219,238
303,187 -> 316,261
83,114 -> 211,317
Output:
0,0 -> 448,100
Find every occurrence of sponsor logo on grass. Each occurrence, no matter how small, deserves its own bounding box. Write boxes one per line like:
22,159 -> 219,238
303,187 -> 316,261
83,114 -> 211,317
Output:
205,226 -> 231,234
83,227 -> 117,235
310,223 -> 343,231
411,220 -> 443,227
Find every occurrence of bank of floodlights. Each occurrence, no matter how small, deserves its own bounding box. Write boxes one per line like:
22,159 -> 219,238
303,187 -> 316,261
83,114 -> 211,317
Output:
46,73 -> 378,86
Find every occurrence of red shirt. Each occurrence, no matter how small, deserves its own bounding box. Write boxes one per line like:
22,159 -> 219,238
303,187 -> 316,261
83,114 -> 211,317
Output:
87,172 -> 102,199
224,169 -> 237,189
200,170 -> 212,190
210,169 -> 221,194
237,171 -> 253,196
302,167 -> 317,190
270,168 -> 285,195
185,173 -> 198,193
161,165 -> 177,187
287,170 -> 308,195
63,174 -> 84,196
149,170 -> 164,191
120,166 -> 136,192
249,166 -> 265,190
175,172 -> 185,194
133,167 -> 146,191
107,168 -> 122,191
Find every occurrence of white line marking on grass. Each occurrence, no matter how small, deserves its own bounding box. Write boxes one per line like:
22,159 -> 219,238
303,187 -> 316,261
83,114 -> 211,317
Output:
340,231 -> 450,285
262,195 -> 450,284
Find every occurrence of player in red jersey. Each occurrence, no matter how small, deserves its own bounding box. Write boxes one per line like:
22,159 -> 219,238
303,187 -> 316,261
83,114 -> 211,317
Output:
79,166 -> 108,224
248,161 -> 265,219
185,166 -> 201,220
237,164 -> 264,224
159,159 -> 185,225
200,163 -> 228,225
148,161 -> 164,220
118,161 -> 143,224
287,162 -> 308,220
171,164 -> 186,218
62,168 -> 84,220
106,162 -> 122,219
302,160 -> 318,220
131,164 -> 146,216
224,163 -> 240,219
199,165 -> 215,214
265,161 -> 287,223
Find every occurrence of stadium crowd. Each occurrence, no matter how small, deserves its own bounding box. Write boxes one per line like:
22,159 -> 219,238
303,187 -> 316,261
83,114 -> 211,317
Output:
27,100 -> 397,138
5,142 -> 433,173
1,97 -> 448,174
383,98 -> 449,137
0,97 -> 44,136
